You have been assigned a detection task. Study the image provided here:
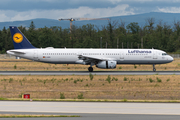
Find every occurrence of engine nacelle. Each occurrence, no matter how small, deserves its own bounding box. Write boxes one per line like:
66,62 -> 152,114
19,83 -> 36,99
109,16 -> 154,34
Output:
96,61 -> 117,69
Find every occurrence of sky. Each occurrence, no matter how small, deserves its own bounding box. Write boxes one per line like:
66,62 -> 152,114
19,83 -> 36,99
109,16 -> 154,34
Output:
0,0 -> 180,22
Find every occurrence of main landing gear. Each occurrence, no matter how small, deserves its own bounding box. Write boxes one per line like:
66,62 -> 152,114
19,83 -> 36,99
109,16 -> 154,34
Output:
153,64 -> 156,72
88,63 -> 94,72
88,67 -> 93,72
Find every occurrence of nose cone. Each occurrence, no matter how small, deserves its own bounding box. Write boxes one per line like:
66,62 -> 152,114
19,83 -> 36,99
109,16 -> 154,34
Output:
169,56 -> 174,62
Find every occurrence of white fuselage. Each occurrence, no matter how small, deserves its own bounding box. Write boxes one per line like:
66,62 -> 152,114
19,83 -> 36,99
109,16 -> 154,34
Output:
7,48 -> 173,65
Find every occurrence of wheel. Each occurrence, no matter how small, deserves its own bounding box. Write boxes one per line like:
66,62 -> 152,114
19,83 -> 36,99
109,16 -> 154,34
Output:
88,67 -> 93,72
153,64 -> 156,72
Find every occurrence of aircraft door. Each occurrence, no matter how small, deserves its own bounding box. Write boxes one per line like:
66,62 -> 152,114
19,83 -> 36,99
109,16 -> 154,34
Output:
153,50 -> 157,59
78,51 -> 83,56
34,50 -> 38,60
120,52 -> 124,59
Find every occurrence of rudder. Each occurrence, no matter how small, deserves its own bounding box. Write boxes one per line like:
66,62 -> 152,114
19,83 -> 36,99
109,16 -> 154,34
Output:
9,26 -> 36,49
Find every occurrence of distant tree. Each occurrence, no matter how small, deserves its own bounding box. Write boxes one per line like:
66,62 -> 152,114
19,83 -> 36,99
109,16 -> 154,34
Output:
126,22 -> 140,34
145,18 -> 155,33
107,20 -> 118,48
1,18 -> 179,53
29,21 -> 35,30
38,27 -> 54,48
27,21 -> 38,47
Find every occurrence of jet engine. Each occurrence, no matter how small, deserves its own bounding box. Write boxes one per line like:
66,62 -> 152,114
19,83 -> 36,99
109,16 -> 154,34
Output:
96,61 -> 117,69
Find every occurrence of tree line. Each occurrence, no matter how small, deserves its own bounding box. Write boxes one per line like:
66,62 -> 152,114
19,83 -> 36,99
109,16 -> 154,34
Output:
0,18 -> 180,53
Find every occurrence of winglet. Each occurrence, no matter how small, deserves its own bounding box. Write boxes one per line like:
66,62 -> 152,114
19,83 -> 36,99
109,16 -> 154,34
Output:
9,26 -> 36,49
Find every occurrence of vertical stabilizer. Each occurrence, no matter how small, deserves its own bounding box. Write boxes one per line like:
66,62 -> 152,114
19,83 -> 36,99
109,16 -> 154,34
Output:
9,26 -> 36,49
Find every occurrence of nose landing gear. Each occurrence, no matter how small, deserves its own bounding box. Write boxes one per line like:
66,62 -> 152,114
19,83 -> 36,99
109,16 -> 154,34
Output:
153,64 -> 156,72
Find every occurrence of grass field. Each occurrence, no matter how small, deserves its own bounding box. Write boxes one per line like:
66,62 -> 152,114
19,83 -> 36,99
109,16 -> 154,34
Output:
0,75 -> 179,100
0,58 -> 179,71
0,59 -> 179,101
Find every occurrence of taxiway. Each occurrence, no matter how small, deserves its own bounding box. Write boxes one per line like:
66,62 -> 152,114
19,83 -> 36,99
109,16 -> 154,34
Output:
0,101 -> 180,115
0,71 -> 180,75
0,101 -> 180,120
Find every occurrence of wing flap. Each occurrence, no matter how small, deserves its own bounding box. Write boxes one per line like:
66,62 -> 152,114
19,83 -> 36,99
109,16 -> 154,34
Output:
78,55 -> 116,62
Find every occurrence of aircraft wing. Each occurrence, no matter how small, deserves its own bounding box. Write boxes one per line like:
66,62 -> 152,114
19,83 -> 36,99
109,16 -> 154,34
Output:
78,55 -> 116,65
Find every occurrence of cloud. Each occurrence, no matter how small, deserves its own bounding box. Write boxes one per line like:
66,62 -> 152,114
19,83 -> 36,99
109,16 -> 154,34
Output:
0,13 -> 9,22
58,4 -> 134,18
2,0 -> 180,22
158,7 -> 180,13
0,4 -> 134,22
106,0 -> 180,3
106,0 -> 122,4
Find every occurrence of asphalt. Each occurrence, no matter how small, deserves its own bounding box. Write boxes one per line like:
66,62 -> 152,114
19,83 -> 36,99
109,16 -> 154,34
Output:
0,112 -> 180,120
1,101 -> 180,115
0,101 -> 180,120
0,71 -> 180,75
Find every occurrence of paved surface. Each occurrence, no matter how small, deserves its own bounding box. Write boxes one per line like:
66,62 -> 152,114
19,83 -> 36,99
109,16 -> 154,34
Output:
0,101 -> 180,120
0,101 -> 180,115
0,71 -> 180,75
0,112 -> 180,120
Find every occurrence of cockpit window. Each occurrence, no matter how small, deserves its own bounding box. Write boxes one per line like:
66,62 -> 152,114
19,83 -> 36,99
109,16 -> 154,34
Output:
162,53 -> 168,56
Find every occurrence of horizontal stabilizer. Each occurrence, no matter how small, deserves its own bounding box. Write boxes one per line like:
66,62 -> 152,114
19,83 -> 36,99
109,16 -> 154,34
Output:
7,50 -> 25,54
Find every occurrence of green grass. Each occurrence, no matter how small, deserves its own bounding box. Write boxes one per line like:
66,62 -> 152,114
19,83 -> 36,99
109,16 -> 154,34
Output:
74,80 -> 77,84
122,98 -> 128,102
106,75 -> 111,83
89,73 -> 94,81
13,64 -> 17,69
156,77 -> 162,82
60,92 -> 65,99
77,93 -> 84,99
123,77 -> 128,81
0,97 -> 7,100
149,78 -> 154,83
134,65 -> 137,69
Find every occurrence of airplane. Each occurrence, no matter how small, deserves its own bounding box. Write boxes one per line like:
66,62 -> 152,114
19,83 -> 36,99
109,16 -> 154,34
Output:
7,26 -> 173,72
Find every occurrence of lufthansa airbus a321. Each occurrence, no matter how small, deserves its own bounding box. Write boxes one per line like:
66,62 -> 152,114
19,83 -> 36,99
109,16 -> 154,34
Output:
7,26 -> 173,72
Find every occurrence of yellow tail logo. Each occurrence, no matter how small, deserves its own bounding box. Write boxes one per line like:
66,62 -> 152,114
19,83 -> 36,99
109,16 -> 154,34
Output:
13,33 -> 23,43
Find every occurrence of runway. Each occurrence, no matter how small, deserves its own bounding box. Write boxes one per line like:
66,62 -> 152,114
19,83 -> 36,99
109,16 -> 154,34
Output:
0,101 -> 180,120
0,113 -> 180,120
0,71 -> 180,75
0,101 -> 180,115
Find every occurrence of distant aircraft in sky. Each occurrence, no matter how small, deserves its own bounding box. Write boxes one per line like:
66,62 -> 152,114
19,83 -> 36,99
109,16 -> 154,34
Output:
7,26 -> 173,72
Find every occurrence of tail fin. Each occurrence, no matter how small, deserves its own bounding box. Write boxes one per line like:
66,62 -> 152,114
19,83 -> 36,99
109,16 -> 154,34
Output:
9,26 -> 36,49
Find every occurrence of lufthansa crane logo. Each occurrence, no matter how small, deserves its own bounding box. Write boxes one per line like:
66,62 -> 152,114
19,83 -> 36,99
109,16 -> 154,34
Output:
13,33 -> 23,43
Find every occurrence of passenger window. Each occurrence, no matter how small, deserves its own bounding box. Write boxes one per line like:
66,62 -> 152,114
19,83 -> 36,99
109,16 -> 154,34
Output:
162,53 -> 167,56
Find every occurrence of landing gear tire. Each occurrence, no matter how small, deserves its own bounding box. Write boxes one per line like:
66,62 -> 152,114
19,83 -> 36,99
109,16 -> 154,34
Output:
153,64 -> 156,72
88,67 -> 93,72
